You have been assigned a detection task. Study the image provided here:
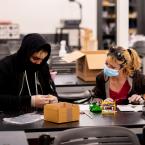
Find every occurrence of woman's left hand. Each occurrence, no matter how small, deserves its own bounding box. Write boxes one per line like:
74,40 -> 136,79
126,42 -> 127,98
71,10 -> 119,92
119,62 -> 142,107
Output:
128,94 -> 144,104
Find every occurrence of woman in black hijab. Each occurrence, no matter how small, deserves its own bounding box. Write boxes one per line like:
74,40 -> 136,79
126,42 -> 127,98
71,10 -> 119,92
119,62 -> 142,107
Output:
0,33 -> 58,111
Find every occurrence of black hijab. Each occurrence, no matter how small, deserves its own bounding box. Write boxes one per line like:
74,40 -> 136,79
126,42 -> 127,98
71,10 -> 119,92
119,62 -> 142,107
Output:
16,33 -> 51,72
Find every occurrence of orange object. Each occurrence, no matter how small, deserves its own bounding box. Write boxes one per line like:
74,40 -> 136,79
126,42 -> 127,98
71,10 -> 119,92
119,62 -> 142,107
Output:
101,98 -> 116,115
44,102 -> 80,123
81,28 -> 97,50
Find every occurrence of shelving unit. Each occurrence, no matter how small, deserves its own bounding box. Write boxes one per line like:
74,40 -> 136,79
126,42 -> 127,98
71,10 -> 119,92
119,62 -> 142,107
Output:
97,0 -> 116,49
0,39 -> 20,60
129,0 -> 138,35
97,0 -> 143,50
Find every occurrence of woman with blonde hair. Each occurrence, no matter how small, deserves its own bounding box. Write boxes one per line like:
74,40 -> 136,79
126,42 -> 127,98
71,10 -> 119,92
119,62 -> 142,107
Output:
92,46 -> 145,105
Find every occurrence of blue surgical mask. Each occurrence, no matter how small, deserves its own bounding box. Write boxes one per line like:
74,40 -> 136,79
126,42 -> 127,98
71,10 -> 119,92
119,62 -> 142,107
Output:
103,64 -> 119,77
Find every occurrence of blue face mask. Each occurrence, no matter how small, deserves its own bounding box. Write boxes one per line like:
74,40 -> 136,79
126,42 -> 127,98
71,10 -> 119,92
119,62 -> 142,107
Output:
103,64 -> 119,77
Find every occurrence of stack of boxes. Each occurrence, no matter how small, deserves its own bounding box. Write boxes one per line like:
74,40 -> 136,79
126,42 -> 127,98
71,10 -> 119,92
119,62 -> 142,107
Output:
0,22 -> 20,39
81,28 -> 97,51
62,27 -> 108,81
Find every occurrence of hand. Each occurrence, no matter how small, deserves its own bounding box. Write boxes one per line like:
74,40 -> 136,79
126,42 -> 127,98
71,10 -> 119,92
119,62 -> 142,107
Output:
128,94 -> 144,104
32,95 -> 58,108
46,94 -> 58,104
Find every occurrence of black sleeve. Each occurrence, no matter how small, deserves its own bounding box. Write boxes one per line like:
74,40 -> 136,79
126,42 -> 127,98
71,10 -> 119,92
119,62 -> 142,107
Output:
130,71 -> 145,96
0,94 -> 31,111
0,58 -> 31,111
138,73 -> 145,94
92,72 -> 106,100
0,75 -> 31,111
40,65 -> 58,97
48,71 -> 58,97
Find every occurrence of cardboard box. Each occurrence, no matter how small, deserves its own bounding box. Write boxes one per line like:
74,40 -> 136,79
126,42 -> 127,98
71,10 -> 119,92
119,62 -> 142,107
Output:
81,28 -> 98,51
44,102 -> 80,123
63,50 -> 107,81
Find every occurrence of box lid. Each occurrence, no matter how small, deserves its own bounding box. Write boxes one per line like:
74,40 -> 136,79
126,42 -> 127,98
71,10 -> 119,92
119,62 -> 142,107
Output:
62,50 -> 107,69
86,54 -> 107,69
62,51 -> 85,63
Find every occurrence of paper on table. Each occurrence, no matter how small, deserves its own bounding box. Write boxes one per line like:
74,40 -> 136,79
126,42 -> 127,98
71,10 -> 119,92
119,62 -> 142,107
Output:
117,104 -> 143,112
79,105 -> 94,119
3,112 -> 44,125
79,105 -> 90,112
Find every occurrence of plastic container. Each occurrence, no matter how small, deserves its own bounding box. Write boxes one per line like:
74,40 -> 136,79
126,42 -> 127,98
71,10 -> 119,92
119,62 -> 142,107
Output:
59,40 -> 67,57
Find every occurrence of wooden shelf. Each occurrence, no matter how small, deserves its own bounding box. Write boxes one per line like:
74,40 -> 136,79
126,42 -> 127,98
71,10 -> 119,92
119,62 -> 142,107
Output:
101,0 -> 116,49
103,0 -> 115,7
103,16 -> 116,19
129,28 -> 137,34
129,0 -> 137,36
98,0 -> 139,49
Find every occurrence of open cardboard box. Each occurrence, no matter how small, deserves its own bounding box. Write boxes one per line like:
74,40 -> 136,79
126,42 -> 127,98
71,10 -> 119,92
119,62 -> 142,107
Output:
62,50 -> 107,81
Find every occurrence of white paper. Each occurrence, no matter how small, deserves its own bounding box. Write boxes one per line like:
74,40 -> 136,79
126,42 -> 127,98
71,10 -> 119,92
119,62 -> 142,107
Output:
117,104 -> 143,112
79,105 -> 90,112
3,112 -> 44,124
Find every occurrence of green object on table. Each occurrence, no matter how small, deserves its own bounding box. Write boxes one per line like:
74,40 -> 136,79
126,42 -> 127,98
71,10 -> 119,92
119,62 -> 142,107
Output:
89,103 -> 102,113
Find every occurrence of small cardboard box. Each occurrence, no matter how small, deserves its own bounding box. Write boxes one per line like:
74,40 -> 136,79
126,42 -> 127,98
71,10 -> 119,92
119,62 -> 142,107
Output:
62,50 -> 107,81
44,102 -> 80,123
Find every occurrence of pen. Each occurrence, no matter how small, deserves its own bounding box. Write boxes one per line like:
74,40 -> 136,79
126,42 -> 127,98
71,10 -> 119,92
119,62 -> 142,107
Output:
83,111 -> 93,119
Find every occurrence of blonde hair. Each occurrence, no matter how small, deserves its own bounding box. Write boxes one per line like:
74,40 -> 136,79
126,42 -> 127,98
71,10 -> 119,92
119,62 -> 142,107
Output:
108,47 -> 141,76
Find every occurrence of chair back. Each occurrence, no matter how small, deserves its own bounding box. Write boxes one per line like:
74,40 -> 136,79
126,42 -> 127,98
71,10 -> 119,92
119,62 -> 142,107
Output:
53,126 -> 140,145
143,126 -> 145,145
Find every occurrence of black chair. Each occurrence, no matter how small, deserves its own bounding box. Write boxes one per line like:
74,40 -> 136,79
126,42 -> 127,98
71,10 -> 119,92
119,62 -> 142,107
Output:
53,126 -> 141,145
58,90 -> 92,104
143,126 -> 145,145
38,134 -> 54,145
133,41 -> 145,57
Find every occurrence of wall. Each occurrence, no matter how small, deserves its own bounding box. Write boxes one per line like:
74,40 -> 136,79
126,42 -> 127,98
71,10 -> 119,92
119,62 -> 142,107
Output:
0,0 -> 97,38
117,0 -> 129,48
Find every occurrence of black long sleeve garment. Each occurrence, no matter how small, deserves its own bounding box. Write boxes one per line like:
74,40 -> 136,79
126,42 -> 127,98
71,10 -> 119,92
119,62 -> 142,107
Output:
0,33 -> 58,111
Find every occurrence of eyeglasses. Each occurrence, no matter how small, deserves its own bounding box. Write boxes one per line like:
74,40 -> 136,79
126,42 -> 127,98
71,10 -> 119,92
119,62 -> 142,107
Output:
108,47 -> 127,66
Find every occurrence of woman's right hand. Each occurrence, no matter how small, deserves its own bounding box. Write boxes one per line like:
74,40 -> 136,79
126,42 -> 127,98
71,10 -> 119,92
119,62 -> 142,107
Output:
31,95 -> 58,108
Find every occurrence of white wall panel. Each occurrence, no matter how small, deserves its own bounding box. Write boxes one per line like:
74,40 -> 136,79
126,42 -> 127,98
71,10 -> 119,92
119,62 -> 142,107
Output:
0,0 -> 97,39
